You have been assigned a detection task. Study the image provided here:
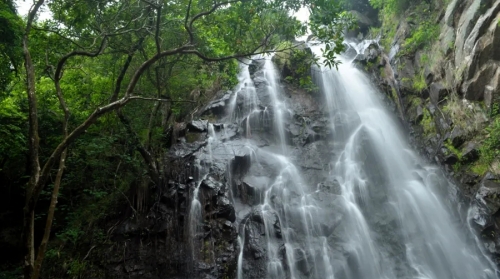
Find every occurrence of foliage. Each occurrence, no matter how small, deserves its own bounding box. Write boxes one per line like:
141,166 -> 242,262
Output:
479,117 -> 500,166
444,139 -> 462,160
274,42 -> 318,92
1,0 -> 353,278
369,0 -> 410,16
309,0 -> 355,68
443,96 -> 486,137
402,20 -> 439,54
0,92 -> 27,162
412,71 -> 427,92
0,0 -> 23,92
422,108 -> 436,136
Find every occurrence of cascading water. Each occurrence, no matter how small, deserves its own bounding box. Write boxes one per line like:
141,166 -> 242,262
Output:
262,58 -> 288,154
188,41 -> 498,279
308,43 -> 498,279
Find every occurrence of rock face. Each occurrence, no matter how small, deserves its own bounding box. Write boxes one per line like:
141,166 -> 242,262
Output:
360,0 -> 500,266
87,57 -> 335,279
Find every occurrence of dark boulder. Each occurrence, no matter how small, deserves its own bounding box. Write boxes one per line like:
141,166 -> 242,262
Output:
429,82 -> 447,105
214,196 -> 236,222
201,92 -> 232,116
461,142 -> 480,163
475,175 -> 500,215
188,120 -> 209,132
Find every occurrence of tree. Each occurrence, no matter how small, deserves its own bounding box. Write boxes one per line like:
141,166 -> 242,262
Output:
0,0 -> 22,91
16,0 -> 352,278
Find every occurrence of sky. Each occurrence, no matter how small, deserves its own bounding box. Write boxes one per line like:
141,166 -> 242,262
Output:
15,0 -> 310,23
15,0 -> 52,21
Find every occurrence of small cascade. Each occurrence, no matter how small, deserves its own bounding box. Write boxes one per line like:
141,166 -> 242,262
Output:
227,62 -> 259,123
187,123 -> 218,270
262,58 -> 288,154
236,222 -> 247,279
207,123 -> 217,164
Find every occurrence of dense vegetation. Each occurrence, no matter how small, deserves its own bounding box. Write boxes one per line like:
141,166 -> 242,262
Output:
368,0 -> 500,176
0,0 -> 353,278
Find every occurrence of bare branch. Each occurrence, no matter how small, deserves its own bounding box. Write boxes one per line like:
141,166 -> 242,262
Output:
117,110 -> 161,185
26,0 -> 46,33
129,96 -> 196,103
111,55 -> 134,102
185,0 -> 194,43
155,4 -> 162,54
110,37 -> 145,102
124,45 -> 191,97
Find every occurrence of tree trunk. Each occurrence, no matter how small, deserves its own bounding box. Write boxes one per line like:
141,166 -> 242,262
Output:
22,24 -> 41,279
32,148 -> 67,279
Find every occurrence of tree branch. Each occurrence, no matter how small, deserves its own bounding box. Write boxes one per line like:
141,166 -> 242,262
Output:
129,96 -> 196,103
110,36 -> 145,102
117,110 -> 161,186
124,45 -> 191,97
155,4 -> 162,55
32,27 -> 85,49
54,37 -> 108,81
185,0 -> 194,43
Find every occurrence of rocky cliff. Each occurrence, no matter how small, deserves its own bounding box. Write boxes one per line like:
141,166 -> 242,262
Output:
356,0 -> 500,265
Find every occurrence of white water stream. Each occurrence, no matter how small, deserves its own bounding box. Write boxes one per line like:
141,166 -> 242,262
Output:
190,44 -> 497,279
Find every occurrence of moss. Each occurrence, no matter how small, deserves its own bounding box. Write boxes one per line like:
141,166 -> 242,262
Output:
472,162 -> 489,175
409,95 -> 422,107
422,108 -> 436,136
402,21 -> 439,54
273,41 -> 316,92
186,132 -> 201,143
203,114 -> 218,122
412,71 -> 427,92
478,117 -> 500,166
444,139 -> 462,160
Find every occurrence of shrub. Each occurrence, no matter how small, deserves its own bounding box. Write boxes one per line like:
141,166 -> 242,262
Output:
403,20 -> 439,54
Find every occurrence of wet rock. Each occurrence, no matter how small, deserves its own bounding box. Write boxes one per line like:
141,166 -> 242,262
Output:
201,92 -> 232,116
454,0 -> 483,66
408,104 -> 424,124
215,196 -> 236,222
245,216 -> 266,260
440,25 -> 456,56
462,64 -> 498,101
201,177 -> 224,193
446,127 -> 467,148
332,111 -> 362,141
443,153 -> 459,165
188,120 -> 209,132
429,82 -> 447,105
354,44 -> 380,66
240,176 -> 270,205
318,179 -> 342,195
231,147 -> 252,177
475,176 -> 500,215
162,182 -> 188,205
462,142 -> 480,163
444,0 -> 460,26
463,0 -> 500,62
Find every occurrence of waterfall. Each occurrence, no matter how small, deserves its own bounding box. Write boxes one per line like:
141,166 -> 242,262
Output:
307,43 -> 497,279
190,43 -> 497,279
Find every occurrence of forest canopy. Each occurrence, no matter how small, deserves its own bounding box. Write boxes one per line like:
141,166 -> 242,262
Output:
0,0 -> 353,278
